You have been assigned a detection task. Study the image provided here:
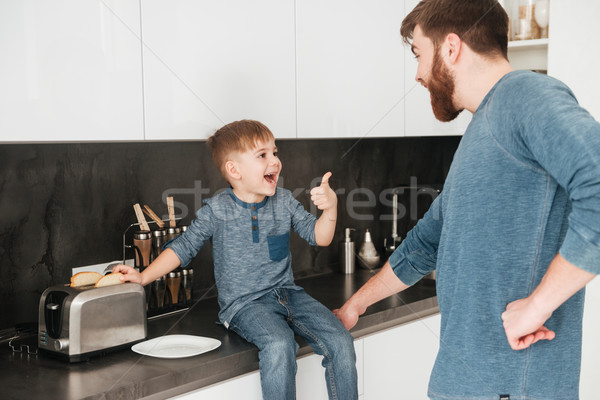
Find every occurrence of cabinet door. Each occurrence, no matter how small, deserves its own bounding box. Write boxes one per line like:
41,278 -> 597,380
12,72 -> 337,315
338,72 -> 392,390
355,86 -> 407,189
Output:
0,0 -> 144,142
296,0 -> 405,138
403,0 -> 471,137
173,370 -> 262,399
142,0 -> 296,140
363,313 -> 441,400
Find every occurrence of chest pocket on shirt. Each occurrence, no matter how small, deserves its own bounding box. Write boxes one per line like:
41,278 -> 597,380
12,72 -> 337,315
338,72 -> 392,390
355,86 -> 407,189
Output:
267,232 -> 290,262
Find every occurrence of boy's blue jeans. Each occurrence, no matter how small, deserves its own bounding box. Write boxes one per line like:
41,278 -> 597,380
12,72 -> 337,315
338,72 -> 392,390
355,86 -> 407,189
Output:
229,288 -> 358,400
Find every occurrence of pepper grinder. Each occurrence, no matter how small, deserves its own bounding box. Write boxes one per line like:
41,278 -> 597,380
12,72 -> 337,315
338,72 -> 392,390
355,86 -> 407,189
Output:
165,227 -> 178,242
151,229 -> 166,262
133,231 -> 152,269
182,268 -> 193,306
153,276 -> 167,311
166,270 -> 182,307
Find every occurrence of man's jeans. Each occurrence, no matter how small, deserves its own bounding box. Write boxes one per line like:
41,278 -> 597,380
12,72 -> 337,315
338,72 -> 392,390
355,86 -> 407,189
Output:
229,288 -> 358,400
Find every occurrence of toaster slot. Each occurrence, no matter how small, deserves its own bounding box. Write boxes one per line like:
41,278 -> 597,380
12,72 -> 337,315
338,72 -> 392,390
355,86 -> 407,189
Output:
44,291 -> 68,339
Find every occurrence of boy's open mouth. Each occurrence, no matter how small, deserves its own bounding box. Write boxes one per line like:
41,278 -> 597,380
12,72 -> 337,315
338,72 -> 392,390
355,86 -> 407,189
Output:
264,174 -> 277,184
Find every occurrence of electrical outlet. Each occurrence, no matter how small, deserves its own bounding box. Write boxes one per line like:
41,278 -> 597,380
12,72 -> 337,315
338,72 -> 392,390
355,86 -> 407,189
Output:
72,259 -> 134,276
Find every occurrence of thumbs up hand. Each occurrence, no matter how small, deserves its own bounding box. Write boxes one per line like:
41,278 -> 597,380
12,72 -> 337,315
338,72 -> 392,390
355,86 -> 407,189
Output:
310,172 -> 337,211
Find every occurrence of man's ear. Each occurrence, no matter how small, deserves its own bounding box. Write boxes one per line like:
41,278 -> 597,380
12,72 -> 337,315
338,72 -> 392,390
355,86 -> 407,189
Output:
444,33 -> 462,64
225,160 -> 241,181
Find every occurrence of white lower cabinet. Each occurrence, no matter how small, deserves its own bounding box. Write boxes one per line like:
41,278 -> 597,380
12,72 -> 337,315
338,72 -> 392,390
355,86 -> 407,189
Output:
296,339 -> 364,400
171,314 -> 441,400
363,313 -> 441,400
171,369 -> 262,400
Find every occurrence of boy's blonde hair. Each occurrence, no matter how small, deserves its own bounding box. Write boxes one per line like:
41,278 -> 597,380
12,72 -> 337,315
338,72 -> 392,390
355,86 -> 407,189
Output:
207,119 -> 275,179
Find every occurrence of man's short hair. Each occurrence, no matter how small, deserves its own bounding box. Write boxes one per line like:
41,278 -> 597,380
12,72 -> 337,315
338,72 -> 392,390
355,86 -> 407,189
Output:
401,0 -> 509,59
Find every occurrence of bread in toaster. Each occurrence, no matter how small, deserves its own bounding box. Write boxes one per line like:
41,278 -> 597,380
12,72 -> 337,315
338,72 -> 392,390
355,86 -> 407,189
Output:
71,271 -> 103,287
94,272 -> 124,288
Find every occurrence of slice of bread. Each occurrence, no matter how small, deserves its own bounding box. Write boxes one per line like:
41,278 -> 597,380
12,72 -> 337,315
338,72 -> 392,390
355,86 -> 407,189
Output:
94,272 -> 124,288
70,271 -> 103,287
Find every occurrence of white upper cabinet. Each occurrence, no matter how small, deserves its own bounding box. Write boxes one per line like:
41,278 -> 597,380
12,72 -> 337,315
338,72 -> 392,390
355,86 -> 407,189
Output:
141,0 -> 296,140
296,0 -> 406,138
403,0 -> 471,137
0,0 -> 144,142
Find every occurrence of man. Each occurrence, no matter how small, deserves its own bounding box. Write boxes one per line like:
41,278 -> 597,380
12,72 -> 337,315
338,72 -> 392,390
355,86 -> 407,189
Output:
335,1 -> 600,399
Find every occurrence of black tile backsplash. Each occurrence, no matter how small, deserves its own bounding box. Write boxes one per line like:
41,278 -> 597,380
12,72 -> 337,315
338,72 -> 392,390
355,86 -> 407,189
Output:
0,136 -> 460,330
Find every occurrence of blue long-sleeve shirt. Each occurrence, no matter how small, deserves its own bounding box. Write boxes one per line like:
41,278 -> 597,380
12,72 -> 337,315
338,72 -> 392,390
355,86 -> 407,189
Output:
390,70 -> 600,400
167,187 -> 317,326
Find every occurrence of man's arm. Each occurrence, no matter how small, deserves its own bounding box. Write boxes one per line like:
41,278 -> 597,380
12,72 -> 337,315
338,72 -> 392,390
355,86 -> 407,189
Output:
334,190 -> 443,330
502,253 -> 596,350
499,78 -> 600,350
334,262 -> 410,330
311,172 -> 337,246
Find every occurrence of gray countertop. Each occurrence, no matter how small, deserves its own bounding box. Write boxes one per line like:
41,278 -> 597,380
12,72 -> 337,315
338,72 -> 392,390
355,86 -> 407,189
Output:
0,269 -> 438,400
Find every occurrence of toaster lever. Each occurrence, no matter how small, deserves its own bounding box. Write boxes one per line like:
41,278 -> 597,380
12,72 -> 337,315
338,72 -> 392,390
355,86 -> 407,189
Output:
46,303 -> 60,311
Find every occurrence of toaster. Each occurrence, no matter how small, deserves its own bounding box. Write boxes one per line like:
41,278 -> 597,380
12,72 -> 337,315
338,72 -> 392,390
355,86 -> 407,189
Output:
38,282 -> 147,362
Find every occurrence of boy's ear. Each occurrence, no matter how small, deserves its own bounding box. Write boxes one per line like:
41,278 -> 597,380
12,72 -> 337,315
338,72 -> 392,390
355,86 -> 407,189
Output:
225,160 -> 241,181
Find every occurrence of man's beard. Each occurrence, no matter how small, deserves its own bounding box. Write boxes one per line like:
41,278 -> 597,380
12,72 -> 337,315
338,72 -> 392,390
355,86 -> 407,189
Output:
427,50 -> 462,122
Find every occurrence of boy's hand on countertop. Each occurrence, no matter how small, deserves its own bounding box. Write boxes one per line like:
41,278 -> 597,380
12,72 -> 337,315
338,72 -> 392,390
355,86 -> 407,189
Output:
310,172 -> 337,211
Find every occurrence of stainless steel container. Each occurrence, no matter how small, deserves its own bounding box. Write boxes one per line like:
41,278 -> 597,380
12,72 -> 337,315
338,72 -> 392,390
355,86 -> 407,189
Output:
182,268 -> 193,306
339,228 -> 356,274
151,229 -> 166,261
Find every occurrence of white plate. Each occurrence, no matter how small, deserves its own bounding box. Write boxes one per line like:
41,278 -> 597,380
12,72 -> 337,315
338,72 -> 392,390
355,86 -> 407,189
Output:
131,334 -> 221,358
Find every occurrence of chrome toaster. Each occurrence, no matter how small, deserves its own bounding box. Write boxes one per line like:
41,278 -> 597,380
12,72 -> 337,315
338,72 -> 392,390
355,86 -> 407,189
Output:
38,282 -> 147,362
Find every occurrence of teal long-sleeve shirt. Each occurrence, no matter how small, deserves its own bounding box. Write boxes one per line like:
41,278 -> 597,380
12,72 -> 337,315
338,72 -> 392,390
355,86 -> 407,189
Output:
389,70 -> 600,400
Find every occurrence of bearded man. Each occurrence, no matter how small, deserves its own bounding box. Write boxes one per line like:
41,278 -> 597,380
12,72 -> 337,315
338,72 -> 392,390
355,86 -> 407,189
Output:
335,1 -> 600,399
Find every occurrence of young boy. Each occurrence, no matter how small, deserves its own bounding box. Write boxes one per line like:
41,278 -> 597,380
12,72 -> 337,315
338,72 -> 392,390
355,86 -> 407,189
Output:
114,120 -> 358,400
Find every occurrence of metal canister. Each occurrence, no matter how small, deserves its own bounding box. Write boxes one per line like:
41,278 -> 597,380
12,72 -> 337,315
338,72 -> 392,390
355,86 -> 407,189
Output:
165,227 -> 179,242
151,229 -> 166,261
153,276 -> 167,311
166,271 -> 182,306
133,231 -> 152,269
182,269 -> 193,306
339,228 -> 356,274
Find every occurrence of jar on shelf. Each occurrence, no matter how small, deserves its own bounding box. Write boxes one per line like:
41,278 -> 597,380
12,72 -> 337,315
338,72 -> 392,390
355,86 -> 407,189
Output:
534,0 -> 550,39
515,0 -> 540,40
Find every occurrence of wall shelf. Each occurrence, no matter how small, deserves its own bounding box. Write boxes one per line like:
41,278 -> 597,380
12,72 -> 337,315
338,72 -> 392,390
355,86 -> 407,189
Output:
508,38 -> 548,71
508,38 -> 549,50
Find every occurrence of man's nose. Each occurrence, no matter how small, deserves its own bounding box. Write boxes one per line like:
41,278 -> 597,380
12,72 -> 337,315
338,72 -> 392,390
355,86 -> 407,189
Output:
416,70 -> 428,88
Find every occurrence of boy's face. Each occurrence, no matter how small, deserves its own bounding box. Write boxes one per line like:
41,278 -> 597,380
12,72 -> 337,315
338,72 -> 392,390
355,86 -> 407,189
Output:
229,138 -> 281,202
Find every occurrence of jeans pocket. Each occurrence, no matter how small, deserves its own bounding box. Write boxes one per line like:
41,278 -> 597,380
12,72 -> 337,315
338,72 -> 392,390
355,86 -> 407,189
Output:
267,232 -> 290,262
